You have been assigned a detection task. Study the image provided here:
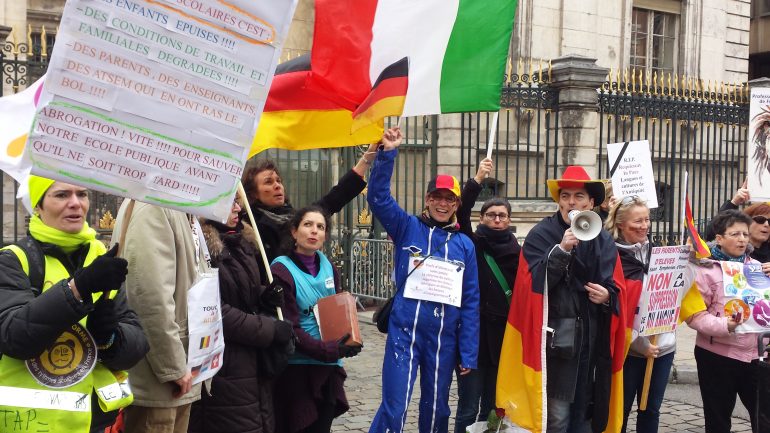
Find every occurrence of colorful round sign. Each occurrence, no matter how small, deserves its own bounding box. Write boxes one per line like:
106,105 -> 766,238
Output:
26,323 -> 96,388
724,299 -> 750,322
744,264 -> 770,289
741,289 -> 762,306
753,300 -> 770,327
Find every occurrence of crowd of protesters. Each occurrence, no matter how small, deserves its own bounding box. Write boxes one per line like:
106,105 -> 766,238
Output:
1,126 -> 768,433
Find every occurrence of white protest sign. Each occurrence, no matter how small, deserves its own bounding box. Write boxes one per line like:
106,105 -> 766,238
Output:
607,140 -> 658,208
747,88 -> 770,202
187,272 -> 225,385
26,0 -> 298,221
719,261 -> 770,334
635,246 -> 692,336
403,256 -> 465,307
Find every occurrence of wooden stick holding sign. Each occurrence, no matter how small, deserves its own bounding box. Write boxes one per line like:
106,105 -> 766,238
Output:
236,181 -> 284,321
486,112 -> 499,161
639,334 -> 658,411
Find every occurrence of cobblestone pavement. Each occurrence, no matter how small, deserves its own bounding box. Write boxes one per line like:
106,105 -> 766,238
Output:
334,312 -> 754,432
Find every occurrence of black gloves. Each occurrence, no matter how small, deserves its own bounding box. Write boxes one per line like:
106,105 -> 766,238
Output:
337,333 -> 362,358
273,319 -> 294,344
261,280 -> 286,308
73,244 -> 128,301
87,298 -> 119,346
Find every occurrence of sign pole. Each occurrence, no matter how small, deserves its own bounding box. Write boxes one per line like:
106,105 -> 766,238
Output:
639,334 -> 658,411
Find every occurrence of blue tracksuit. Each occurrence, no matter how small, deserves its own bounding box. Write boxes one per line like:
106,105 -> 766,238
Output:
368,149 -> 479,433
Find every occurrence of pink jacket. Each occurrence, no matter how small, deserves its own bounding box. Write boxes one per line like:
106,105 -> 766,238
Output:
687,256 -> 759,364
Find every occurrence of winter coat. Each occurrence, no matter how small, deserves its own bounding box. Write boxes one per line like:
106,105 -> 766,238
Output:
271,252 -> 348,433
457,178 -> 520,366
522,211 -> 621,411
113,202 -> 205,407
189,221 -> 278,433
245,169 -> 366,280
687,251 -> 760,363
703,200 -> 770,262
0,234 -> 148,431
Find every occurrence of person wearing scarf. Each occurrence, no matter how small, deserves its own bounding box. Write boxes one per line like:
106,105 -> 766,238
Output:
453,158 -> 520,433
605,196 -> 678,433
240,140 -> 379,282
367,128 -> 479,433
189,199 -> 294,433
0,176 -> 148,433
686,210 -> 761,432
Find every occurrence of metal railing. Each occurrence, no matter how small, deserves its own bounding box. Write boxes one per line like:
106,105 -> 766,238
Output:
349,239 -> 395,301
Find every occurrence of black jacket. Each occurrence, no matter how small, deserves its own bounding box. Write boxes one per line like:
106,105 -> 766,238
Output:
189,222 -> 278,433
245,169 -> 366,281
457,179 -> 520,366
0,236 -> 148,432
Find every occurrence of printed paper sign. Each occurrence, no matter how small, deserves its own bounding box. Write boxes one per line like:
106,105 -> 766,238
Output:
720,261 -> 770,333
748,88 -> 770,202
607,140 -> 658,208
187,272 -> 225,384
403,256 -> 464,307
26,0 -> 298,221
635,246 -> 692,336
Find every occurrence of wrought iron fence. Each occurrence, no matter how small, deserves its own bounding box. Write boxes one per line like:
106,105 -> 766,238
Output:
597,71 -> 750,245
458,66 -> 560,201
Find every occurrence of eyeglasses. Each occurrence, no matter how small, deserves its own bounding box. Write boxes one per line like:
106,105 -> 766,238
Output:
753,215 -> 770,225
483,212 -> 510,221
429,194 -> 458,204
724,231 -> 750,239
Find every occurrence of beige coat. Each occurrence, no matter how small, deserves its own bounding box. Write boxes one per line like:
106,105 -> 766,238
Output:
113,201 -> 205,407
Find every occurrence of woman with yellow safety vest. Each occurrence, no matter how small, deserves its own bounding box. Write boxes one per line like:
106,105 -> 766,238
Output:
0,176 -> 149,433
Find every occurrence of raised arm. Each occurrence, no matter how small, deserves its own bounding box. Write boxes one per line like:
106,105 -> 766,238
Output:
367,127 -> 411,244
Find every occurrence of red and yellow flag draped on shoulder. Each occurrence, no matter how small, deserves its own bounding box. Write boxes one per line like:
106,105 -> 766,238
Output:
497,219 -> 629,433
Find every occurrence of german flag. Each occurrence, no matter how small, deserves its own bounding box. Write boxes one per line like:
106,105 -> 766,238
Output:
684,194 -> 710,259
249,54 -> 383,158
351,57 -> 408,133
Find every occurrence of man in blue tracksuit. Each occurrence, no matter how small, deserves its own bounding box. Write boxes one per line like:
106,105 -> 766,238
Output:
369,127 -> 479,433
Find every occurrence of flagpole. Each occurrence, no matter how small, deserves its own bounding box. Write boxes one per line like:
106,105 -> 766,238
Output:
680,171 -> 688,244
237,181 -> 283,321
486,112 -> 499,161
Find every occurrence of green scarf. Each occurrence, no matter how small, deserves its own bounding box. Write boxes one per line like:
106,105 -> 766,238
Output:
29,215 -> 102,254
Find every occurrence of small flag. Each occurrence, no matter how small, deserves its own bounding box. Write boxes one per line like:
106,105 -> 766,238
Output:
199,335 -> 211,349
351,57 -> 408,133
684,195 -> 710,259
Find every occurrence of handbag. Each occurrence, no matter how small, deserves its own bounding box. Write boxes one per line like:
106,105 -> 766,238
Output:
373,296 -> 394,333
546,317 -> 582,359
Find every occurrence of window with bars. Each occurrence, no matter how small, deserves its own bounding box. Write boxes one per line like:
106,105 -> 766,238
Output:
630,8 -> 678,77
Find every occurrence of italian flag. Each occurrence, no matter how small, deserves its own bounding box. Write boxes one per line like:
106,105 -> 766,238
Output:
309,0 -> 518,117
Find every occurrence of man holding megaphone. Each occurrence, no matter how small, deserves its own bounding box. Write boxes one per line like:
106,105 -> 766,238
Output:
498,165 -> 626,433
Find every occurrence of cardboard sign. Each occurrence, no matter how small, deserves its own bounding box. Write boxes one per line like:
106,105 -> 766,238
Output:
747,88 -> 770,202
635,246 -> 692,336
403,256 -> 465,307
607,140 -> 658,208
720,261 -> 770,333
26,0 -> 297,221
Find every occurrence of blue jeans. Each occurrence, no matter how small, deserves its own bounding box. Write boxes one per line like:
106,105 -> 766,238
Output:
546,397 -> 591,433
621,352 -> 674,433
453,366 -> 497,433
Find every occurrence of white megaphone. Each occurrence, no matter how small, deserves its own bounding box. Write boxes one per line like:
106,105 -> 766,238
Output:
568,210 -> 602,241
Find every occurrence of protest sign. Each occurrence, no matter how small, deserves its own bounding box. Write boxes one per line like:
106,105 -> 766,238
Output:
635,246 -> 692,336
720,261 -> 770,333
607,140 -> 658,208
748,88 -> 770,201
27,0 -> 297,221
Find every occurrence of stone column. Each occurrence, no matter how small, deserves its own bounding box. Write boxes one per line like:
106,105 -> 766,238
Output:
548,54 -> 608,178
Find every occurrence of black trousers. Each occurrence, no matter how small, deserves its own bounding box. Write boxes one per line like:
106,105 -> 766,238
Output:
695,345 -> 757,433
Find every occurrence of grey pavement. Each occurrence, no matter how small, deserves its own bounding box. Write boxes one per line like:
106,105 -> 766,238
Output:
333,310 -> 754,432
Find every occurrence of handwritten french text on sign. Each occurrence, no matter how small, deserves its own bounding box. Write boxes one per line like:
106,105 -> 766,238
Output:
607,140 -> 658,209
719,261 -> 770,333
635,246 -> 692,336
27,0 -> 297,221
403,256 -> 465,307
747,88 -> 770,202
